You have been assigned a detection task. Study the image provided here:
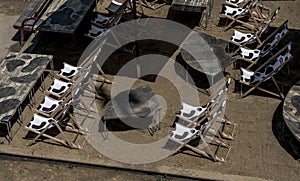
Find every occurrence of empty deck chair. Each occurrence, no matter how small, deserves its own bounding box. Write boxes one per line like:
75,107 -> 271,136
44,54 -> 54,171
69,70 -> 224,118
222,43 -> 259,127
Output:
256,20 -> 288,54
164,79 -> 235,162
86,24 -> 110,39
229,7 -> 279,46
177,78 -> 235,140
165,95 -> 232,162
220,0 -> 257,31
240,43 -> 293,99
220,0 -> 272,31
233,20 -> 289,69
57,62 -> 81,82
91,9 -> 124,29
36,96 -> 63,116
26,92 -> 82,149
47,78 -> 72,98
141,0 -> 166,10
225,0 -> 271,18
106,0 -> 133,16
225,0 -> 250,7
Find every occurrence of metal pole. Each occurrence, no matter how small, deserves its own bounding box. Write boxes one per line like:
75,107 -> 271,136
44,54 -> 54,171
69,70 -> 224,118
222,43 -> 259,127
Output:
132,0 -> 140,77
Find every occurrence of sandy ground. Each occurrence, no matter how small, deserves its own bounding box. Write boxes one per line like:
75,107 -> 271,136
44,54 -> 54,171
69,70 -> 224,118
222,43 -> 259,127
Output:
0,0 -> 300,180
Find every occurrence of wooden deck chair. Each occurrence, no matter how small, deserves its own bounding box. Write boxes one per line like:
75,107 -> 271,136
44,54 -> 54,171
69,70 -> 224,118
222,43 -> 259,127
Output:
25,91 -> 82,149
86,0 -> 128,39
225,0 -> 271,17
240,42 -> 293,99
256,20 -> 288,53
85,24 -> 110,39
141,0 -> 167,10
247,0 -> 271,22
233,20 -> 289,70
91,7 -> 124,29
225,0 -> 252,8
220,0 -> 259,31
86,12 -> 122,39
46,78 -> 72,99
234,31 -> 285,69
164,98 -> 232,162
177,78 -> 236,140
227,9 -> 281,55
106,0 -> 138,18
56,62 -> 81,82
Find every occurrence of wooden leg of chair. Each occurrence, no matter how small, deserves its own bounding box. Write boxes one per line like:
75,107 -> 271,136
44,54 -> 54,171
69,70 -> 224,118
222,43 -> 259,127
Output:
26,127 -> 69,148
272,76 -> 285,99
29,123 -> 53,145
54,121 -> 77,149
241,86 -> 256,98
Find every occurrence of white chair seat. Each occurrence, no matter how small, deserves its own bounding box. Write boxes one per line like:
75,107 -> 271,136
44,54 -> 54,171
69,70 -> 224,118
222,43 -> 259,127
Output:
230,30 -> 255,44
180,102 -> 210,120
240,47 -> 261,61
226,0 -> 246,6
48,79 -> 72,96
58,62 -> 81,79
171,123 -> 198,142
38,96 -> 62,114
240,68 -> 254,83
87,25 -> 108,39
27,114 -> 56,131
94,14 -> 112,25
223,5 -> 247,17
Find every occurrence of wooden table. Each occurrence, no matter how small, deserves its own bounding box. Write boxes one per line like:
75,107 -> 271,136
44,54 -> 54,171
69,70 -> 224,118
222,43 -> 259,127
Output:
283,80 -> 300,142
171,0 -> 213,29
180,31 -> 235,84
0,52 -> 52,142
14,0 -> 96,34
37,0 -> 96,34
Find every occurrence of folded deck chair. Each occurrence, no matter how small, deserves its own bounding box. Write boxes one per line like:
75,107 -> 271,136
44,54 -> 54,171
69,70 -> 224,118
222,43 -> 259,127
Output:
26,92 -> 82,149
240,42 -> 293,99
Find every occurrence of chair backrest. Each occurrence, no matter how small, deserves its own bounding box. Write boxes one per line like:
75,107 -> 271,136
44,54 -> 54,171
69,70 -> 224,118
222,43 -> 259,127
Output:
266,7 -> 280,25
107,0 -> 125,13
250,0 -> 259,8
196,78 -> 230,129
109,8 -> 125,27
243,43 -> 292,84
223,5 -> 248,17
171,123 -> 198,142
226,0 -> 249,6
259,20 -> 289,55
254,7 -> 280,37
